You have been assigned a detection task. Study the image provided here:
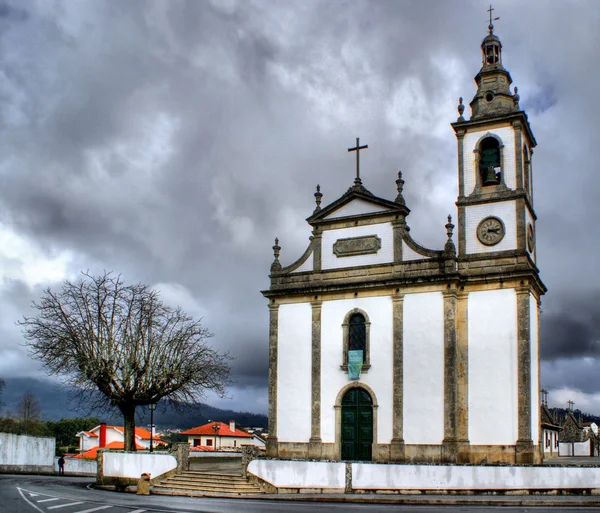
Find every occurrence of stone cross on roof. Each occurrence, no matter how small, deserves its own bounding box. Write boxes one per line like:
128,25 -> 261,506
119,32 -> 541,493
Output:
348,137 -> 368,186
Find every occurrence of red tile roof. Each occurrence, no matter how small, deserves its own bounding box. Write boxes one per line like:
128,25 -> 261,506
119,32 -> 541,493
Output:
79,425 -> 162,442
74,441 -> 146,459
181,422 -> 251,438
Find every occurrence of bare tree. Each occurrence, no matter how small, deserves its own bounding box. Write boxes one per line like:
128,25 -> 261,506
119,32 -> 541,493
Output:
17,391 -> 41,421
19,272 -> 231,451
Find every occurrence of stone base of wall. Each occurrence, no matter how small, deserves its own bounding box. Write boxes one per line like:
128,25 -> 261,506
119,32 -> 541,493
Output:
273,442 -> 542,465
0,464 -> 54,475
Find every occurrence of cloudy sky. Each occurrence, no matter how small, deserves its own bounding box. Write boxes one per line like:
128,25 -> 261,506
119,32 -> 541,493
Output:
0,0 -> 599,416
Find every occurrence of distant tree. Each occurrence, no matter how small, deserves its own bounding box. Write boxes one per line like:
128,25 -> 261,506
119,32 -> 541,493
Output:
45,417 -> 100,449
19,272 -> 231,451
17,391 -> 41,421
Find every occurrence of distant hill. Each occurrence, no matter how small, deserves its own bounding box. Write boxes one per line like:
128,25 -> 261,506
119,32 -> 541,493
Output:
0,377 -> 267,430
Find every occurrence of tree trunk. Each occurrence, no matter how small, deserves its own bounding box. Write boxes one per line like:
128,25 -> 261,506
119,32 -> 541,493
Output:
120,404 -> 137,452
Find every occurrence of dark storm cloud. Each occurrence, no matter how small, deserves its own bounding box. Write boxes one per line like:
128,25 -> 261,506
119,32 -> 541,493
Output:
1,0 -> 600,413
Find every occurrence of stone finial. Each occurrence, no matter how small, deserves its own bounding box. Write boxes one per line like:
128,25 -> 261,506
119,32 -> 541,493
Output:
395,171 -> 406,205
313,184 -> 323,214
457,97 -> 465,122
513,86 -> 520,108
270,237 -> 282,272
444,215 -> 456,256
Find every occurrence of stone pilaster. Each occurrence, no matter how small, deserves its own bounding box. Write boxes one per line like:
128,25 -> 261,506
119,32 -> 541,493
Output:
390,294 -> 405,461
309,300 -> 323,459
442,287 -> 458,463
267,303 -> 279,457
312,227 -> 322,271
513,121 -> 524,190
392,220 -> 406,263
456,129 -> 466,199
456,289 -> 470,462
516,286 -> 533,464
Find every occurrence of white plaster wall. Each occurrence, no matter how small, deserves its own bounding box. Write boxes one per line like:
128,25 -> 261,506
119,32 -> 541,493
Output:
0,433 -> 55,466
463,125 -> 516,196
290,251 -> 313,273
250,459 -> 600,491
403,292 -> 444,444
249,459 -> 345,489
277,302 -> 312,442
402,241 -> 429,261
465,201 -> 517,254
468,289 -> 518,445
55,457 -> 97,476
352,462 -> 600,490
530,294 -> 539,446
320,296 -> 393,444
102,452 -> 177,479
322,223 -> 393,270
323,199 -> 390,219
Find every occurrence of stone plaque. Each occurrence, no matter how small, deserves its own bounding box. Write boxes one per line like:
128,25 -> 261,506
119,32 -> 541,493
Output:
333,235 -> 381,257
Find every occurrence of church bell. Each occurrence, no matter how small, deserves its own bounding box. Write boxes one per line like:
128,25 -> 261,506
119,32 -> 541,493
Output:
483,165 -> 500,186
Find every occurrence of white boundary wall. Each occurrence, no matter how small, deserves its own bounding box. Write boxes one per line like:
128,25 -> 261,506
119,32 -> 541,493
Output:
249,460 -> 345,489
0,433 -> 55,470
352,462 -> 600,490
102,452 -> 177,479
559,440 -> 591,457
55,457 -> 97,476
249,460 -> 600,491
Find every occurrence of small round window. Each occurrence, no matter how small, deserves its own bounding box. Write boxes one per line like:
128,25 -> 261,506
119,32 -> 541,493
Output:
485,92 -> 494,102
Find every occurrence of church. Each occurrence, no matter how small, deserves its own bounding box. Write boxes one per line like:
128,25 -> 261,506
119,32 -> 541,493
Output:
262,20 -> 545,465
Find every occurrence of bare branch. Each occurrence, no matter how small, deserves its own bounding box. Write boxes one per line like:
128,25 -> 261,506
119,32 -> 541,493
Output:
18,271 -> 231,451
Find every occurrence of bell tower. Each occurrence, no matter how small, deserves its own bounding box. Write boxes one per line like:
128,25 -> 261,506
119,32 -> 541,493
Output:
451,10 -> 546,465
452,16 -> 537,264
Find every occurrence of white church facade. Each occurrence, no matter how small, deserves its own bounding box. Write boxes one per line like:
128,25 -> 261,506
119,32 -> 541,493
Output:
262,24 -> 545,465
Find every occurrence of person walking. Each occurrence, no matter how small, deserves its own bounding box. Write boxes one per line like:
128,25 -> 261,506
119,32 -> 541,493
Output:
57,455 -> 65,476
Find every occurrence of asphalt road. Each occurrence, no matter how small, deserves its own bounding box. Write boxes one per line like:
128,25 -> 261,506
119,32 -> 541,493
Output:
3,474 -> 600,513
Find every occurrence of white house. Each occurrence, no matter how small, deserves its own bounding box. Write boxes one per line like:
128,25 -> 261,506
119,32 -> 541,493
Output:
181,421 -> 262,450
75,423 -> 162,453
262,24 -> 545,465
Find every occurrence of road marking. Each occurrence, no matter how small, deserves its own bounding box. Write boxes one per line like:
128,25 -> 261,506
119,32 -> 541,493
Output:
126,510 -> 147,513
47,501 -> 85,510
37,498 -> 60,503
29,493 -> 40,497
72,506 -> 113,513
17,488 -> 45,513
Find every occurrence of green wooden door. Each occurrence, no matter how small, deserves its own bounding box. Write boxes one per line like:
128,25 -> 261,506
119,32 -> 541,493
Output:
341,388 -> 373,461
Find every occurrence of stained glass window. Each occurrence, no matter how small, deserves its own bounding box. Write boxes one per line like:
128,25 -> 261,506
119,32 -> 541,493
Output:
348,313 -> 366,362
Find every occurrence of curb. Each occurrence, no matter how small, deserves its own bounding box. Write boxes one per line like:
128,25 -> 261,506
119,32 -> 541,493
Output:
149,488 -> 600,506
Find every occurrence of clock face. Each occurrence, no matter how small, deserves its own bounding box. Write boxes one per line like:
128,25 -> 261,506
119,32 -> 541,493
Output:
477,216 -> 505,246
527,223 -> 535,252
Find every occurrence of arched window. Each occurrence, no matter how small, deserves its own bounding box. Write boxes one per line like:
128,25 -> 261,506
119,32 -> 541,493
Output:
348,314 -> 366,362
479,137 -> 501,186
523,145 -> 531,195
341,309 -> 371,370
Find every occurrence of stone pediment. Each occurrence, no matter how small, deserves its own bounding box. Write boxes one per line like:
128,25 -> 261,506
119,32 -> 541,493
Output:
307,186 -> 409,224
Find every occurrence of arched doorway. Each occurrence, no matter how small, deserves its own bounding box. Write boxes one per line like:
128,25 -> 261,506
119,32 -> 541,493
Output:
341,387 -> 373,461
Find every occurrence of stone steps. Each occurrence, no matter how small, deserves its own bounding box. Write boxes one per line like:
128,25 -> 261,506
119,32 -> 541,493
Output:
154,471 -> 264,496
